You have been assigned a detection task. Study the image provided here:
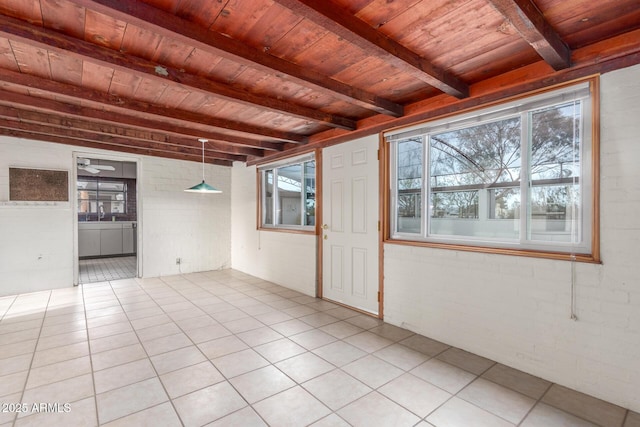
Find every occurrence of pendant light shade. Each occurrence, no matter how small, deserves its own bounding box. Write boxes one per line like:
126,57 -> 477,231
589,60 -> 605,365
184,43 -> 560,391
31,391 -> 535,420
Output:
185,138 -> 222,193
185,180 -> 221,193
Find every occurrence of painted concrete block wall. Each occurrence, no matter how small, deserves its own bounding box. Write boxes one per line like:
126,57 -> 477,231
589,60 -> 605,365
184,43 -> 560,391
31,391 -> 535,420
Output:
230,162 -> 316,296
0,139 -> 74,295
0,137 -> 231,296
383,64 -> 640,412
140,156 -> 231,277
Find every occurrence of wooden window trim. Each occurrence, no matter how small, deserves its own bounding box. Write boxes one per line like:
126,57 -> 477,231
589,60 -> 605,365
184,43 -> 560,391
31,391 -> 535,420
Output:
381,76 -> 601,263
256,149 -> 319,235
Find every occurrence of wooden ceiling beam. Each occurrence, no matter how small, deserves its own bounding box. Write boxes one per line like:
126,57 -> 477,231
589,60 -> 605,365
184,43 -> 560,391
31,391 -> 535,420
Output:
67,0 -> 403,117
0,15 -> 355,131
0,89 -> 287,153
0,117 -> 247,162
0,104 -> 265,158
487,0 -> 571,70
0,127 -> 233,167
0,68 -> 291,148
302,36 -> 640,151
271,0 -> 469,98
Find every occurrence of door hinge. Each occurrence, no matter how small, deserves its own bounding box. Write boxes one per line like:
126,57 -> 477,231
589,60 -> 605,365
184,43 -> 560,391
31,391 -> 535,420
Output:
377,291 -> 381,302
378,220 -> 380,231
377,149 -> 380,160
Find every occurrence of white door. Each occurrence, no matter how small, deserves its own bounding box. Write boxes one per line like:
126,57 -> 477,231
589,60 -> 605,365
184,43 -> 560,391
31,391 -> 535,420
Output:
322,135 -> 379,315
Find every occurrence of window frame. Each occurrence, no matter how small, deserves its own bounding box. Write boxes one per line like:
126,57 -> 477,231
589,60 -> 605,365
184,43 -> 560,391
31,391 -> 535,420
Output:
77,177 -> 128,220
257,152 -> 317,234
384,78 -> 600,263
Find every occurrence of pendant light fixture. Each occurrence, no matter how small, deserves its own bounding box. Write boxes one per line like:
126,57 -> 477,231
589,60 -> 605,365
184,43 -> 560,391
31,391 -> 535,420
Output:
184,138 -> 222,193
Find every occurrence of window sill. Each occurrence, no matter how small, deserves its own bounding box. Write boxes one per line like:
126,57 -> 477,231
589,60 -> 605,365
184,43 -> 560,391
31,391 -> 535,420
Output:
383,237 -> 600,263
258,226 -> 317,235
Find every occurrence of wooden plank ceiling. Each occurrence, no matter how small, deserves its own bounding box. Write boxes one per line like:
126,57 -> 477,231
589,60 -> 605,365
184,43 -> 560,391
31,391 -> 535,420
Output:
0,0 -> 638,166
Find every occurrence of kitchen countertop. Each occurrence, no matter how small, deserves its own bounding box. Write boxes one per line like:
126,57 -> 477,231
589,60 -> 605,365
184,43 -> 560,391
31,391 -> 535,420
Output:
79,221 -> 136,229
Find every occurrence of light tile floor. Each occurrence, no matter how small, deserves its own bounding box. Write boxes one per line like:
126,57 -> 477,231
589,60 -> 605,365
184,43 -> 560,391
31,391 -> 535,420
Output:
0,269 -> 638,427
79,256 -> 137,284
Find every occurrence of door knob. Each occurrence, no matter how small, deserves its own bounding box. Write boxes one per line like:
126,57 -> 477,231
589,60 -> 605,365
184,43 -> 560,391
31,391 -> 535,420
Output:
322,224 -> 329,230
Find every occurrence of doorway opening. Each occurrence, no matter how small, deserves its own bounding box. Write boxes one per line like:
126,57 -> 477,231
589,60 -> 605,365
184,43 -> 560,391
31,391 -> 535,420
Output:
75,156 -> 138,284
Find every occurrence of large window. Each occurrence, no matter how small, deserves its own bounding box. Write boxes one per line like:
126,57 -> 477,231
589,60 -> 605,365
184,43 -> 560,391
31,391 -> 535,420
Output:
387,82 -> 597,258
259,153 -> 316,231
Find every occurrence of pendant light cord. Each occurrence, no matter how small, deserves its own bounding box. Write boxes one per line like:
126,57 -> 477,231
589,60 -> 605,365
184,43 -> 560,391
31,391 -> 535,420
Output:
201,139 -> 205,182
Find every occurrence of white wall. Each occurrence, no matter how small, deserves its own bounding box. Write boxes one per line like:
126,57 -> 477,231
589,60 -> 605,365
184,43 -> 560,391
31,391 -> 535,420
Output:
231,162 -> 317,296
140,155 -> 231,277
383,64 -> 640,412
0,137 -> 231,296
0,139 -> 74,295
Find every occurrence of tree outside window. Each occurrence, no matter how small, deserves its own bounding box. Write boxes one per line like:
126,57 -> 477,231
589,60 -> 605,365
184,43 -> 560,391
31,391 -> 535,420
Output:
389,82 -> 593,256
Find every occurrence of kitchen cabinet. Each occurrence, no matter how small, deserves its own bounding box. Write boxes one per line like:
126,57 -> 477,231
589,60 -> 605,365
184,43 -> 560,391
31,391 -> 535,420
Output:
78,228 -> 100,257
78,222 -> 137,257
100,227 -> 123,255
122,223 -> 135,254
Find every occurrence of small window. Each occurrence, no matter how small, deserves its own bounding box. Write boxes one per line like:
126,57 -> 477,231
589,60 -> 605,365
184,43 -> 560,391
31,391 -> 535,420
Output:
386,80 -> 597,259
259,153 -> 316,231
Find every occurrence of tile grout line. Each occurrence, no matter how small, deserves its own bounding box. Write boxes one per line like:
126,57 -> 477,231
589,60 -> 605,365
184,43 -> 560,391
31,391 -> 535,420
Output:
516,381 -> 554,427
99,277 -> 186,426
95,273 -> 291,425
11,291 -> 53,425
200,275 -> 425,425
171,272 -> 367,423
444,361 -> 532,426
81,280 -> 102,427
621,409 -> 630,427
0,295 -> 18,323
79,256 -> 136,285
333,342 -> 461,423
378,338 -> 459,424
534,383 -> 627,427
3,272 -> 636,426
0,291 -> 512,426
158,273 -> 274,426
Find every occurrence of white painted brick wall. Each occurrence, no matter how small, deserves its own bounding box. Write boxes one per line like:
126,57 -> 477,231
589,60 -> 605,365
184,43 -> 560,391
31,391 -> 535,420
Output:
0,138 -> 75,295
383,64 -> 640,412
230,162 -> 316,296
141,155 -> 231,277
0,137 -> 231,295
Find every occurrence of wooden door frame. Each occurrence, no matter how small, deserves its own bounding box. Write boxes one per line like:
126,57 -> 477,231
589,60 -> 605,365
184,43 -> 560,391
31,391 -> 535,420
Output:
377,133 -> 386,320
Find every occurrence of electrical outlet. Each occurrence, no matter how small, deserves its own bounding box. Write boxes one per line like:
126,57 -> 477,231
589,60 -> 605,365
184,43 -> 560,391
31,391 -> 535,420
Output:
176,257 -> 181,265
